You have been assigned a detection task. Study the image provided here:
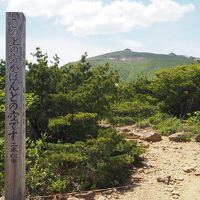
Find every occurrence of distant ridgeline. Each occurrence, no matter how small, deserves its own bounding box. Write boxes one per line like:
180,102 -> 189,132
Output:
64,49 -> 198,82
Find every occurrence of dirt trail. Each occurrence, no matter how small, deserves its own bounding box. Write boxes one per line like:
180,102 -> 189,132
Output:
115,136 -> 200,200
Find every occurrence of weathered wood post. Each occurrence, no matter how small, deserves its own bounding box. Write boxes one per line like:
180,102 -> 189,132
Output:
5,12 -> 26,200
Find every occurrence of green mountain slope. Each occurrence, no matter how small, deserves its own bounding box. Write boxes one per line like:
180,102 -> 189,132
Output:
66,49 -> 197,82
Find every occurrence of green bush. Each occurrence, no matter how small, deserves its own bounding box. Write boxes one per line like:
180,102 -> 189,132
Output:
110,116 -> 135,126
109,100 -> 158,125
135,112 -> 169,128
26,138 -> 54,195
136,113 -> 182,136
25,129 -> 142,195
150,112 -> 200,137
181,122 -> 199,136
148,112 -> 171,125
179,112 -> 200,137
48,112 -> 98,142
187,111 -> 200,123
154,116 -> 181,136
152,63 -> 200,117
136,119 -> 151,128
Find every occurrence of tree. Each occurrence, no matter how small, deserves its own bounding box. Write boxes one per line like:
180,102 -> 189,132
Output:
152,63 -> 200,117
26,48 -> 119,140
26,48 -> 62,138
58,53 -> 93,92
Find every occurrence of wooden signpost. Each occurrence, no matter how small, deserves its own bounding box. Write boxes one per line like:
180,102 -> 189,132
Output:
5,12 -> 26,200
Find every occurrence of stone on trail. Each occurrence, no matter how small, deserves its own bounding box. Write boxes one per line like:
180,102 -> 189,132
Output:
138,168 -> 144,173
174,177 -> 184,181
183,166 -> 196,173
156,174 -> 171,184
172,190 -> 180,196
141,132 -> 162,142
169,132 -> 187,142
131,131 -> 162,142
195,169 -> 200,176
194,134 -> 200,142
117,126 -> 133,133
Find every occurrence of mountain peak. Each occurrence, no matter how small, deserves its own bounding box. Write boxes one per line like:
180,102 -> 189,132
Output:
169,52 -> 177,56
123,48 -> 132,52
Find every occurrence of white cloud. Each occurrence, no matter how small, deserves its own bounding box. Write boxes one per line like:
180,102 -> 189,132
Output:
0,33 -> 117,64
3,0 -> 195,36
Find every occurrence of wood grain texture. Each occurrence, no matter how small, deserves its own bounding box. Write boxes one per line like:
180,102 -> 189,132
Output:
5,12 -> 26,200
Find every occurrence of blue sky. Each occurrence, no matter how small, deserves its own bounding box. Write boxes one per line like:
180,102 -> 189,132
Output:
0,0 -> 199,64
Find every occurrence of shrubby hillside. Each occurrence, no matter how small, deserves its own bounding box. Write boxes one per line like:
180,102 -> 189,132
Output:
0,48 -> 200,196
64,49 -> 196,82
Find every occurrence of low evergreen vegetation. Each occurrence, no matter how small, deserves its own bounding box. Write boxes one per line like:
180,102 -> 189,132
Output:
0,48 -> 200,195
